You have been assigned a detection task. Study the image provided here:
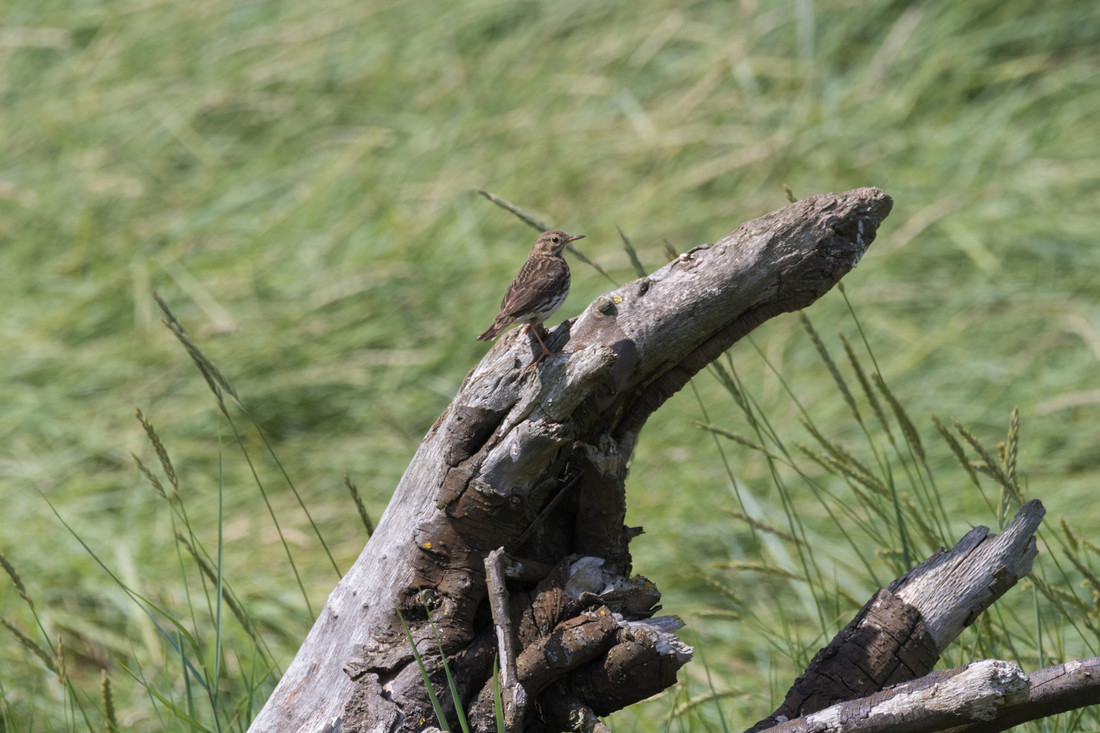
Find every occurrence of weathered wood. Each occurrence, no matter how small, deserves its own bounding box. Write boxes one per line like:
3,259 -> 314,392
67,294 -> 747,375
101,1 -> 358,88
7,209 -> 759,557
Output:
747,500 -> 1045,733
888,500 -> 1043,645
763,660 -> 1031,733
247,189 -> 893,733
485,548 -> 527,730
943,656 -> 1100,733
744,655 -> 1100,733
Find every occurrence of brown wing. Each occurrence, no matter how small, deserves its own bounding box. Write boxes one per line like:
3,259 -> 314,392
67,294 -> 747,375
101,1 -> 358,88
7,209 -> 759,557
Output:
496,255 -> 569,321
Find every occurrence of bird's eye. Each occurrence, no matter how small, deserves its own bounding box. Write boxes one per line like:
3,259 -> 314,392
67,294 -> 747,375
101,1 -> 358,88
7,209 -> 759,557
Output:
552,236 -> 560,243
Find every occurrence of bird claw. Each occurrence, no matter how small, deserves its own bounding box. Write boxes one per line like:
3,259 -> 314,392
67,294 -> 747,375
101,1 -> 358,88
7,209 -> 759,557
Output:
523,324 -> 560,369
525,351 -> 558,370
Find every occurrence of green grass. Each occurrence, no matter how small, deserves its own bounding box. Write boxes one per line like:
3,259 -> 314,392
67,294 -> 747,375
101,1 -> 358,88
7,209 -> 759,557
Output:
614,317 -> 1100,731
2,0 -> 1099,729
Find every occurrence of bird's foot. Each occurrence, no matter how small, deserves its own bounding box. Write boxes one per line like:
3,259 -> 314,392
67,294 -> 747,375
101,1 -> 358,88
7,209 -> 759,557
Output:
524,347 -> 560,370
523,325 -> 560,369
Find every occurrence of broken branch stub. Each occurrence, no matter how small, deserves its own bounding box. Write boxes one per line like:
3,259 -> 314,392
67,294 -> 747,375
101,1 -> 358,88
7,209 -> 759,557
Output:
747,500 -> 1045,733
248,188 -> 893,733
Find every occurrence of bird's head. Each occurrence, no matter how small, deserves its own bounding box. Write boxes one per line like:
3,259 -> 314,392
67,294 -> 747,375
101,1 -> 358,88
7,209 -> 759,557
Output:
533,230 -> 585,256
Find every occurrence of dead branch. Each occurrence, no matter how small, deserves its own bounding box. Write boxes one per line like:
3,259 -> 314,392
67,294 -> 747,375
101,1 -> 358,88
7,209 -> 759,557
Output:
748,500 -> 1045,733
943,657 -> 1100,733
746,655 -> 1100,733
764,659 -> 1029,733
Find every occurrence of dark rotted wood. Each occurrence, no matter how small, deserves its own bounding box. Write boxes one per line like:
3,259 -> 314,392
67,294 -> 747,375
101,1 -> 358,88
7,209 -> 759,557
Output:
572,617 -> 691,716
540,683 -> 615,733
516,608 -> 621,696
746,589 -> 938,732
571,438 -> 632,575
443,404 -> 511,467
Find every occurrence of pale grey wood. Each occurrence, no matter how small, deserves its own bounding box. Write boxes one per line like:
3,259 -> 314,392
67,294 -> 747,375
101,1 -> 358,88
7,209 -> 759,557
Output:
484,548 -> 527,730
891,499 -> 1044,648
760,655 -> 1100,733
944,656 -> 1100,732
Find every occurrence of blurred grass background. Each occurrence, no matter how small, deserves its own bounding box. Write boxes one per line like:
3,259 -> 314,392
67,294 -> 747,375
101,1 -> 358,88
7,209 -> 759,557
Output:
2,0 -> 1099,729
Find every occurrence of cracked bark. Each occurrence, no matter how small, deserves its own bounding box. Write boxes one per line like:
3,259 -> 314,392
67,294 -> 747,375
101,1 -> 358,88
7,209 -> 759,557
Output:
246,188 -> 894,733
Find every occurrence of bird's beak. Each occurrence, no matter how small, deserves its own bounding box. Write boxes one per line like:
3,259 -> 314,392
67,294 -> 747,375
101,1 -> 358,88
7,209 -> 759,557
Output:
567,234 -> 585,242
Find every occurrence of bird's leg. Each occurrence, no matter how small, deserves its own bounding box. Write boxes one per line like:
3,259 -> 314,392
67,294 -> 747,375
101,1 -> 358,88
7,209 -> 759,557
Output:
523,324 -> 556,368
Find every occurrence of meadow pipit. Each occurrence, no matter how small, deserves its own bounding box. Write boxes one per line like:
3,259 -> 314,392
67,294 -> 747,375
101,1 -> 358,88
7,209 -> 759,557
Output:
478,229 -> 585,366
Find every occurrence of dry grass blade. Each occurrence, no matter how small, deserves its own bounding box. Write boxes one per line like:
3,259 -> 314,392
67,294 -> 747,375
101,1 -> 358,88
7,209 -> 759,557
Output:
711,361 -> 752,418
176,533 -> 260,644
344,469 -> 375,537
1081,537 -> 1100,559
662,237 -> 678,260
131,454 -> 168,501
473,188 -> 549,231
793,443 -> 890,517
1062,550 -> 1100,600
1059,517 -> 1079,552
1029,575 -> 1092,620
567,245 -> 617,285
474,187 -> 616,285
56,634 -> 67,686
996,428 -> 1018,519
801,314 -> 861,426
823,453 -> 890,499
873,372 -> 925,461
951,417 -> 1015,497
1005,407 -> 1020,489
153,291 -> 242,414
135,407 -> 178,493
671,689 -> 749,720
0,551 -> 31,607
1,617 -> 57,674
722,510 -> 799,544
710,561 -> 804,582
695,422 -> 767,453
616,225 -> 648,278
798,419 -> 886,496
839,333 -> 892,441
101,669 -> 120,733
931,414 -> 982,490
696,574 -> 755,613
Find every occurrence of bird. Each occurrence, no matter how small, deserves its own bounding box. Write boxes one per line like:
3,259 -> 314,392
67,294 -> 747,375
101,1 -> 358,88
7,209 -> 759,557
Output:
478,229 -> 585,367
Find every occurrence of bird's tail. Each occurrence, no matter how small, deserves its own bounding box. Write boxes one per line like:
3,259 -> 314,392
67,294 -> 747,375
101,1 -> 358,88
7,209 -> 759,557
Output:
478,318 -> 509,342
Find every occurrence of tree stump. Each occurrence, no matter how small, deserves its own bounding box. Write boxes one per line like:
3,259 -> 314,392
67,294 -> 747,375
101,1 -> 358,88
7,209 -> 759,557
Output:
247,188 -> 894,733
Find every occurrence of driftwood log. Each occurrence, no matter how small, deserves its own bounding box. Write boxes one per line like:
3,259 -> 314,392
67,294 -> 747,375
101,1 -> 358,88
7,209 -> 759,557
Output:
746,499 -> 1100,732
750,499 -> 1046,732
246,188 -> 893,732
763,654 -> 1100,733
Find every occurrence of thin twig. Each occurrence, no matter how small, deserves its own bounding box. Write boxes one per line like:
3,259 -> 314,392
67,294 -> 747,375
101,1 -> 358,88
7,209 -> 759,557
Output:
485,548 -> 527,732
